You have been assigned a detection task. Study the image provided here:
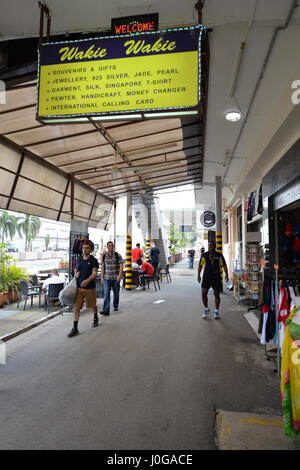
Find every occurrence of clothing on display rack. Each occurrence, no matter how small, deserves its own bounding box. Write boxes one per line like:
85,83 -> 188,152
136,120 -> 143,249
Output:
281,305 -> 300,442
69,232 -> 89,280
259,279 -> 277,345
258,274 -> 300,345
246,183 -> 263,222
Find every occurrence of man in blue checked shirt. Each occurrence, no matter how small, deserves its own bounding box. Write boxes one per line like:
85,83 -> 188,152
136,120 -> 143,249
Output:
100,241 -> 124,316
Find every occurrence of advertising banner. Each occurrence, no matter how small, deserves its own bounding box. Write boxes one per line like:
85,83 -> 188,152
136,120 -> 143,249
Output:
36,25 -> 205,121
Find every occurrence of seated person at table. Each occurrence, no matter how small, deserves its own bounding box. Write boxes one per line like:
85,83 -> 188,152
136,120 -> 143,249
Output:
42,269 -> 67,292
135,258 -> 154,290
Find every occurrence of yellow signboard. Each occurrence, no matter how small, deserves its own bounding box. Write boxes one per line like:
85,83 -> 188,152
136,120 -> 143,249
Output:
36,26 -> 205,121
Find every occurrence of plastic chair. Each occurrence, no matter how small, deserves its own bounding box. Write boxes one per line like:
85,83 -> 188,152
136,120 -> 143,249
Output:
145,268 -> 160,291
160,264 -> 172,283
45,283 -> 65,314
29,274 -> 40,292
17,281 -> 41,310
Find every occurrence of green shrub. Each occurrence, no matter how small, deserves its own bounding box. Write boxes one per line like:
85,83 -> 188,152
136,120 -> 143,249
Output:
0,243 -> 28,292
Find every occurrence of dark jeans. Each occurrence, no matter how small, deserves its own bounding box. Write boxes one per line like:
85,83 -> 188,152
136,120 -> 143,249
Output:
151,261 -> 159,270
138,273 -> 151,287
103,279 -> 120,312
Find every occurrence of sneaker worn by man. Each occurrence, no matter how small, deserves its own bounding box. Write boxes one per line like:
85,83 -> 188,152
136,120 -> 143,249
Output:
214,310 -> 220,320
203,308 -> 210,319
113,307 -> 118,311
68,327 -> 79,337
100,311 -> 110,316
136,286 -> 144,291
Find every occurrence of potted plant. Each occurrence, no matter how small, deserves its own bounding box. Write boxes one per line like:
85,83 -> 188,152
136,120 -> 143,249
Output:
0,243 -> 11,307
0,243 -> 29,306
0,280 -> 9,308
6,265 -> 29,303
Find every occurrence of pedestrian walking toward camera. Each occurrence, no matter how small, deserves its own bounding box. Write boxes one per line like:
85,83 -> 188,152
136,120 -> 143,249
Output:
68,240 -> 99,337
187,247 -> 196,269
197,241 -> 229,320
100,241 -> 123,315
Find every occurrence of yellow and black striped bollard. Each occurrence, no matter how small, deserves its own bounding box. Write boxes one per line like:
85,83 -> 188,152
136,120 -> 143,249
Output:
145,237 -> 150,262
125,232 -> 132,291
216,232 -> 223,283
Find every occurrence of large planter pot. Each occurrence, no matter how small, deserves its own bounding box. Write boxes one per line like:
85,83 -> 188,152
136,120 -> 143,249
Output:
7,290 -> 19,304
0,292 -> 8,308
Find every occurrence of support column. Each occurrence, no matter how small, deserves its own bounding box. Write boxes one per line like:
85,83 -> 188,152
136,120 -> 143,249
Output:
125,192 -> 132,291
113,199 -> 117,247
145,199 -> 151,261
215,176 -> 223,253
145,237 -> 151,262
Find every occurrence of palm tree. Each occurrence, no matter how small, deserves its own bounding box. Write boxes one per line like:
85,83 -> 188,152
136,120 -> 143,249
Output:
45,234 -> 50,251
18,215 -> 41,252
0,211 -> 21,243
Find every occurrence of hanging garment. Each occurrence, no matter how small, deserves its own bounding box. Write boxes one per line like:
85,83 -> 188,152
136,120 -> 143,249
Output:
265,281 -> 276,342
247,192 -> 254,221
257,183 -> 263,214
254,186 -> 259,216
260,304 -> 269,345
278,287 -> 290,324
260,279 -> 271,344
281,306 -> 300,442
288,287 -> 296,310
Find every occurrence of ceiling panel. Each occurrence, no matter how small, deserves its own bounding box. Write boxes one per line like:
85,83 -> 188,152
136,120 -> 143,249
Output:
6,123 -> 95,146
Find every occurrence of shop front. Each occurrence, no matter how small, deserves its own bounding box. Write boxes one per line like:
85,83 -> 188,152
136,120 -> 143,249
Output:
262,139 -> 300,274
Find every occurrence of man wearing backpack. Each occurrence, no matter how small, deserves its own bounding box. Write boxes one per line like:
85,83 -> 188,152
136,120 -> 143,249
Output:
100,241 -> 123,316
68,240 -> 99,337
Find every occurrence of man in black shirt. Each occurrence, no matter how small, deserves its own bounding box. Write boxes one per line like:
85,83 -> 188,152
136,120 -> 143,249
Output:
68,240 -> 99,337
197,241 -> 229,320
149,242 -> 160,270
187,248 -> 196,269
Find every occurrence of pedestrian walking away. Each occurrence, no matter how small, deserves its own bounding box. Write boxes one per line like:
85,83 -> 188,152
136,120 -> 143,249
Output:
197,241 -> 229,320
149,242 -> 160,270
68,240 -> 99,337
187,247 -> 196,269
100,241 -> 124,315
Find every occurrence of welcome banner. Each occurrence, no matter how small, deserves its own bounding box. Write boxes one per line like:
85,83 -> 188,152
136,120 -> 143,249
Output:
36,25 -> 205,121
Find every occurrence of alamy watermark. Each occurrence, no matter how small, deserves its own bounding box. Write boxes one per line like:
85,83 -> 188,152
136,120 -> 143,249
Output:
0,340 -> 6,365
291,80 -> 300,104
0,80 -> 6,105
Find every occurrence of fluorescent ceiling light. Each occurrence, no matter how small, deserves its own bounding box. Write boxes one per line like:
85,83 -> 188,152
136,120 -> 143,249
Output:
42,117 -> 90,123
225,111 -> 241,122
92,114 -> 142,121
144,111 -> 198,118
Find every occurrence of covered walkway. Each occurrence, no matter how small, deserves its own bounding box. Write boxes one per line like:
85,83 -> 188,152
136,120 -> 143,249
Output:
1,258 -> 295,450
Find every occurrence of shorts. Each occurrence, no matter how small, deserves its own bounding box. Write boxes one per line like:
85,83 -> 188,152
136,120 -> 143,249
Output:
201,278 -> 222,292
74,287 -> 97,310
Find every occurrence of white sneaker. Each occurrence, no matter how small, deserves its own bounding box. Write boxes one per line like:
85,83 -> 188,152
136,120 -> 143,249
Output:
203,308 -> 210,319
214,311 -> 220,320
136,286 -> 144,291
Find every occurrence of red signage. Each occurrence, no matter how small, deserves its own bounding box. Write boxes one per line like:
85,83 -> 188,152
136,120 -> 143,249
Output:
111,13 -> 159,35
